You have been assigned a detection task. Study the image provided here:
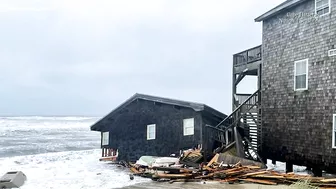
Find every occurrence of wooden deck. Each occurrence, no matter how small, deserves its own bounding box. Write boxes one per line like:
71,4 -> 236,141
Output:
233,45 -> 262,66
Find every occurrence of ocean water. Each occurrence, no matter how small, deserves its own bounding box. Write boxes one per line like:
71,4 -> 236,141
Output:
0,116 -> 149,189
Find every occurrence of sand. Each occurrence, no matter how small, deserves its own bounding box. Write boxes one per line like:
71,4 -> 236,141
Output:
118,181 -> 288,189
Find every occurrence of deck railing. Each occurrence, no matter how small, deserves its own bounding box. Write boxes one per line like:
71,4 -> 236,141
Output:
101,148 -> 118,158
233,45 -> 262,66
235,93 -> 252,107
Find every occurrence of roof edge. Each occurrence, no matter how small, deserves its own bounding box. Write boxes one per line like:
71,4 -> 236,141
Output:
255,0 -> 307,22
90,93 -> 207,131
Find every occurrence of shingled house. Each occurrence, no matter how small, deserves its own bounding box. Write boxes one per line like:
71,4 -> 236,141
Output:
210,0 -> 336,176
90,93 -> 226,162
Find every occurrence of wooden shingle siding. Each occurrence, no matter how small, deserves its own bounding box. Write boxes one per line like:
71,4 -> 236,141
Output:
104,99 -> 203,161
261,0 -> 336,171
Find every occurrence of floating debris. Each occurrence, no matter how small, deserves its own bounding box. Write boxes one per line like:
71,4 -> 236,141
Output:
127,151 -> 336,187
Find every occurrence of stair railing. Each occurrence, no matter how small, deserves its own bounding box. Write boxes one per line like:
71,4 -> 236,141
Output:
215,89 -> 260,129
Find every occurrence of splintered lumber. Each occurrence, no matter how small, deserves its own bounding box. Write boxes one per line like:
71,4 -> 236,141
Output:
180,151 -> 203,168
223,169 -> 246,177
169,179 -> 202,183
220,177 -> 238,183
152,166 -> 193,173
241,170 -> 269,177
321,178 -> 336,183
203,166 -> 215,171
153,173 -> 193,179
99,156 -> 117,161
129,152 -> 336,187
312,183 -> 336,187
207,153 -> 219,167
244,165 -> 262,169
130,167 -> 141,175
232,161 -> 242,168
240,178 -> 277,185
251,175 -> 285,179
194,173 -> 215,179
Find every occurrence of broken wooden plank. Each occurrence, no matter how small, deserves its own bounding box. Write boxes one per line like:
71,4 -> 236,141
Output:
130,167 -> 141,174
99,156 -> 118,161
240,178 -> 277,185
203,166 -> 215,172
244,165 -> 262,169
194,173 -> 214,179
251,175 -> 285,179
153,173 -> 193,179
219,177 -> 238,183
321,178 -> 336,183
207,154 -> 219,167
169,179 -> 202,183
241,170 -> 269,177
152,166 -> 193,173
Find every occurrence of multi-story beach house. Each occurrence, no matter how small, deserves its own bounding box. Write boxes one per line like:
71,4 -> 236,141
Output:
208,0 -> 336,176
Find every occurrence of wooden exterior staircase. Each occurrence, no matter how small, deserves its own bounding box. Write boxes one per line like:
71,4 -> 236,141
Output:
206,89 -> 262,162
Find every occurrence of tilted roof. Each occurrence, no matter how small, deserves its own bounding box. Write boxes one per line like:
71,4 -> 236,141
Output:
90,93 -> 226,131
255,0 -> 308,22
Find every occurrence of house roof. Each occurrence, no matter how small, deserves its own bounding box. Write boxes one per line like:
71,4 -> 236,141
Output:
255,0 -> 308,22
90,93 -> 227,131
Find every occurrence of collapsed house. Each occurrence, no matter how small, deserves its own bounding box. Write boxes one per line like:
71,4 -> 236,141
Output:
90,93 -> 228,162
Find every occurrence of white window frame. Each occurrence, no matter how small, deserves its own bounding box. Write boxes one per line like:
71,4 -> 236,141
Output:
294,59 -> 309,91
183,118 -> 194,136
315,0 -> 331,16
147,124 -> 156,140
333,114 -> 336,149
328,49 -> 336,57
102,132 -> 109,146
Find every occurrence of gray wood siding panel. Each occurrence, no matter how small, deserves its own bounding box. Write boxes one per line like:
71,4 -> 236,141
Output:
103,99 -> 202,162
261,0 -> 336,171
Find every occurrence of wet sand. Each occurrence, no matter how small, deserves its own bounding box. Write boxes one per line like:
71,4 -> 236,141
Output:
118,181 -> 288,189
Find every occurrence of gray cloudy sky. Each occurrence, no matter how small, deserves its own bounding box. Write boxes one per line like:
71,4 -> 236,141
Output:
0,0 -> 284,116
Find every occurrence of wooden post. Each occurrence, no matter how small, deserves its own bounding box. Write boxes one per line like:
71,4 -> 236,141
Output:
232,56 -> 236,111
286,162 -> 293,173
104,148 -> 107,157
108,149 -> 111,156
102,148 -> 104,157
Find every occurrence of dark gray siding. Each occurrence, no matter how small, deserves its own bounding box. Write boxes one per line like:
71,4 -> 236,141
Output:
261,0 -> 336,171
101,99 -> 202,162
201,112 -> 226,159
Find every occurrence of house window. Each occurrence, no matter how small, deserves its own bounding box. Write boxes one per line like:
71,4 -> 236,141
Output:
147,124 -> 156,140
316,0 -> 330,16
333,114 -> 336,149
102,132 -> 109,145
183,118 -> 194,136
294,59 -> 308,91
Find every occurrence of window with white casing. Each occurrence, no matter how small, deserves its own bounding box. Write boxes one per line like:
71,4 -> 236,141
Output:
183,118 -> 194,136
294,59 -> 308,91
316,0 -> 330,16
333,114 -> 336,149
147,124 -> 156,140
102,132 -> 109,145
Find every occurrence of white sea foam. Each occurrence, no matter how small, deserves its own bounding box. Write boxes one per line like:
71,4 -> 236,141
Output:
0,116 -> 149,188
0,116 -> 100,121
0,149 -> 150,189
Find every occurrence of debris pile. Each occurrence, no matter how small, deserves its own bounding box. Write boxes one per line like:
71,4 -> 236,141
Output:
128,150 -> 336,187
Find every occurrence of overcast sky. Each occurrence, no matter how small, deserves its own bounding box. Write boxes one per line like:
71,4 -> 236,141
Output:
0,0 -> 284,116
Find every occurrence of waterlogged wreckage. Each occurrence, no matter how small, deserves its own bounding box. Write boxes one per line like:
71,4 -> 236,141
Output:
128,149 -> 336,187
